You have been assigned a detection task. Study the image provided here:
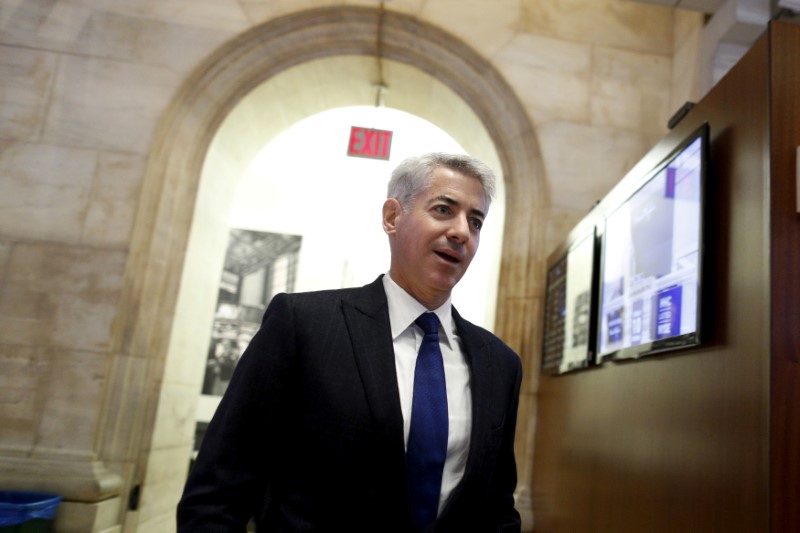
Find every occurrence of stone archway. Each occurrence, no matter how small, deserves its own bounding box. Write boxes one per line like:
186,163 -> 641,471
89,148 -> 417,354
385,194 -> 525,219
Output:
106,6 -> 546,529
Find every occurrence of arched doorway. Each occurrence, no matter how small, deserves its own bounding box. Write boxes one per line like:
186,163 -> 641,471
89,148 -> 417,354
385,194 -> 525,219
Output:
190,89 -> 506,433
106,7 -> 546,529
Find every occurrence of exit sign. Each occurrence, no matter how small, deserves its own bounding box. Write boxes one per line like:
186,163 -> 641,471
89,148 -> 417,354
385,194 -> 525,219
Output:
347,126 -> 393,160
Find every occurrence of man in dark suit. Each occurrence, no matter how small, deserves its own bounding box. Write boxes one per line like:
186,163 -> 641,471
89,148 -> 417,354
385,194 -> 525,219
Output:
177,153 -> 523,532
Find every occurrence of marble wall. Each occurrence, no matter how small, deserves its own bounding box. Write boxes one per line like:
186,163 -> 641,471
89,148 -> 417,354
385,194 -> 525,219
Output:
0,0 -> 706,531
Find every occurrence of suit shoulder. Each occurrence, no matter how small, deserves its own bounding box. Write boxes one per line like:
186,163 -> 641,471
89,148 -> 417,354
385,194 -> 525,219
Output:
267,286 -> 359,317
269,278 -> 384,316
277,286 -> 360,303
456,316 -> 520,363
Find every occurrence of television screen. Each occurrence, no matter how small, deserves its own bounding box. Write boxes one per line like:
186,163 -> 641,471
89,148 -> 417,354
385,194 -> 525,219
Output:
541,229 -> 598,374
541,253 -> 567,374
597,124 -> 708,360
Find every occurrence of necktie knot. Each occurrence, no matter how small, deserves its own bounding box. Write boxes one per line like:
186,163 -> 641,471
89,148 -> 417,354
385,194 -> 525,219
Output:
415,312 -> 439,337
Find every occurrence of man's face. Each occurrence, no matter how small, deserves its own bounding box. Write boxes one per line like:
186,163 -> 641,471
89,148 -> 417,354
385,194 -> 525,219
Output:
383,166 -> 488,309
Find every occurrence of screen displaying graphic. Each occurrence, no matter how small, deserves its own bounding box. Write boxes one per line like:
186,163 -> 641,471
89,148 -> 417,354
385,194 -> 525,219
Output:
597,125 -> 707,360
541,254 -> 567,373
541,230 -> 597,374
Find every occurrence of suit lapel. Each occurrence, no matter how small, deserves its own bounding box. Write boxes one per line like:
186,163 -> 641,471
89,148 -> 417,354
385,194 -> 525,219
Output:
338,277 -> 416,528
451,309 -> 495,491
340,276 -> 406,447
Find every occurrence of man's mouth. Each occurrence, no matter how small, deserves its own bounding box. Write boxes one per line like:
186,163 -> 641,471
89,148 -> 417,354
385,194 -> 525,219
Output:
435,250 -> 461,263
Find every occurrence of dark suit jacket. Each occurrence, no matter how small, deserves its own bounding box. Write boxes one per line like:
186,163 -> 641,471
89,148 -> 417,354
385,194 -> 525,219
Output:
177,276 -> 522,532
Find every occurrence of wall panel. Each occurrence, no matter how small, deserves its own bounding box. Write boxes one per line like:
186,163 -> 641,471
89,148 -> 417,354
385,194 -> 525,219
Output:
531,22 -> 800,532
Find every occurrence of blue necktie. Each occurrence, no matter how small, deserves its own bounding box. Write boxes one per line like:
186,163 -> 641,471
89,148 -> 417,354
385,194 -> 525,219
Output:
407,312 -> 449,529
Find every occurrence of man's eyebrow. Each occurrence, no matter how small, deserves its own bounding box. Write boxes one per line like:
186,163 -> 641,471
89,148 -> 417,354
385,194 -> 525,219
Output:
433,194 -> 486,220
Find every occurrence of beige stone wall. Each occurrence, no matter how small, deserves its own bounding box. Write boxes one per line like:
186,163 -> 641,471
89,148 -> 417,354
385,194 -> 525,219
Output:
0,1 -> 704,531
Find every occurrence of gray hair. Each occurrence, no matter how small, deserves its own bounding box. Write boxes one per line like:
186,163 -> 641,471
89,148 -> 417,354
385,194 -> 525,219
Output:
387,152 -> 496,209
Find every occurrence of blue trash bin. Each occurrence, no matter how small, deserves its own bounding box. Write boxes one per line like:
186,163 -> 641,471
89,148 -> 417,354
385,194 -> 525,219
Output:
0,492 -> 61,533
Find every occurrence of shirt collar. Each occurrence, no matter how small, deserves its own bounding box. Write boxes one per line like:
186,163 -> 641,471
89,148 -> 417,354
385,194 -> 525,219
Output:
382,273 -> 455,346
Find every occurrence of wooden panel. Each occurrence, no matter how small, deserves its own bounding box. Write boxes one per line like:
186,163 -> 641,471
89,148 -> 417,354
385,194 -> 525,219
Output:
532,29 -> 775,532
769,21 -> 800,533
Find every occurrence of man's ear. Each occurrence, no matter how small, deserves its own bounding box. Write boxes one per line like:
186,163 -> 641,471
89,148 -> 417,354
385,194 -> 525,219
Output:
382,198 -> 402,235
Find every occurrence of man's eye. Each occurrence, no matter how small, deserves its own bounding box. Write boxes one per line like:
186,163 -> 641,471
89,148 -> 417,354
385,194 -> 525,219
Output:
434,205 -> 451,215
470,218 -> 483,231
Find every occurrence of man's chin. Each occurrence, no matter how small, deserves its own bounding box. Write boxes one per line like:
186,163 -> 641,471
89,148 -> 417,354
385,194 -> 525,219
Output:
430,272 -> 465,294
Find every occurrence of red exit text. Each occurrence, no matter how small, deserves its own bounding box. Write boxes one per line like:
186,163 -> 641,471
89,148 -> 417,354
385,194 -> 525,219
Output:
347,126 -> 393,160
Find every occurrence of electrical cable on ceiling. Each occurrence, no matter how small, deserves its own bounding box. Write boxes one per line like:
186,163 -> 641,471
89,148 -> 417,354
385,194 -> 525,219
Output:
375,0 -> 388,107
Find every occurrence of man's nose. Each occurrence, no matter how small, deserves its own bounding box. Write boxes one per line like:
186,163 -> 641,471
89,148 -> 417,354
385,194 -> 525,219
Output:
447,214 -> 470,243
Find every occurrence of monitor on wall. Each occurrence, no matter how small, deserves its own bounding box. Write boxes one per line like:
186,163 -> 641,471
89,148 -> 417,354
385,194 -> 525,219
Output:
541,228 -> 599,374
596,123 -> 709,361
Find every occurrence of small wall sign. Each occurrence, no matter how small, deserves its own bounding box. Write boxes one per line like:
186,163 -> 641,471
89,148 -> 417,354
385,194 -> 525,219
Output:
347,126 -> 393,160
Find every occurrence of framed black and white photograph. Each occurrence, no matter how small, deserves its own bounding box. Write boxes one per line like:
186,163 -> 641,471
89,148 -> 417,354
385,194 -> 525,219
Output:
200,228 -> 302,397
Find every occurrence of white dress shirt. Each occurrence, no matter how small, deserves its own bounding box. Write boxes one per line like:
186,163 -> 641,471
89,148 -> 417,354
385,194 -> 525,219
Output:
382,273 -> 472,515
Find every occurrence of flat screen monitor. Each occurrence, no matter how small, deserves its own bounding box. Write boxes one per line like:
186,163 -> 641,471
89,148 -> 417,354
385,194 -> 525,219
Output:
541,229 -> 598,374
596,123 -> 709,361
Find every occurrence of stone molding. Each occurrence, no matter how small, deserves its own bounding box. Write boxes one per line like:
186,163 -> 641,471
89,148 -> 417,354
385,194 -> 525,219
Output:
0,452 -> 121,501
